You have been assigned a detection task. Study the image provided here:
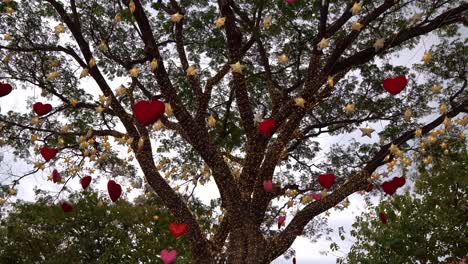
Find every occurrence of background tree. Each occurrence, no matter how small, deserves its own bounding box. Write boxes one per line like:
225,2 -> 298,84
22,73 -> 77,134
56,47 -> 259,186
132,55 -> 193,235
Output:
341,142 -> 468,264
0,0 -> 467,263
0,193 -> 205,263
0,191 -> 202,263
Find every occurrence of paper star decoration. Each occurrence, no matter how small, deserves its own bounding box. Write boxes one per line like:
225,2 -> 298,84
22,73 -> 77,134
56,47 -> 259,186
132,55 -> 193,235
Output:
278,54 -> 289,65
115,85 -> 127,97
207,116 -> 217,127
47,71 -> 60,81
439,103 -> 447,114
351,2 -> 362,15
294,97 -> 306,108
99,40 -> 108,51
263,16 -> 272,29
128,0 -> 136,13
404,108 -> 412,122
129,67 -> 140,77
216,17 -> 226,28
78,68 -> 88,79
373,38 -> 385,51
54,24 -> 65,34
150,59 -> 158,72
317,38 -> 329,50
327,76 -> 334,87
345,103 -> 355,115
186,66 -> 198,76
3,34 -> 13,40
230,61 -> 245,74
408,13 -> 423,26
351,21 -> 363,31
69,98 -> 78,107
171,12 -> 184,23
88,57 -> 96,68
422,51 -> 432,64
432,84 -> 441,94
360,126 -> 375,138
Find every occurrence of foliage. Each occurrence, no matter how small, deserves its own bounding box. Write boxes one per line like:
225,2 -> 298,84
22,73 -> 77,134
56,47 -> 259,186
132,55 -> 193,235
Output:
342,145 -> 468,264
0,192 -> 193,263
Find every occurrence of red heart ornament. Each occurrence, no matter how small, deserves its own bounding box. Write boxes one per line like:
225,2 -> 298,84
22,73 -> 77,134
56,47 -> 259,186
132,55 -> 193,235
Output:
258,118 -> 275,136
33,102 -> 53,116
293,257 -> 296,264
107,180 -> 122,202
382,75 -> 407,95
311,193 -> 322,201
285,0 -> 297,3
0,83 -> 13,97
379,212 -> 387,224
160,249 -> 177,264
381,180 -> 398,195
40,146 -> 58,162
60,201 -> 73,213
318,173 -> 336,189
169,222 -> 188,238
277,216 -> 286,229
81,176 -> 92,190
263,180 -> 273,192
392,176 -> 406,188
52,169 -> 61,183
133,100 -> 165,126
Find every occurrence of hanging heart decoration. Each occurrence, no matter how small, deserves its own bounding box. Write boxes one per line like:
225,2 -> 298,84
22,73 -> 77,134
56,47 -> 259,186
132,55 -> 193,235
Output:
0,83 -> 12,97
33,102 -> 53,116
160,249 -> 177,264
81,176 -> 92,189
107,180 -> 122,202
379,212 -> 387,224
60,201 -> 73,213
40,146 -> 58,162
277,215 -> 286,229
263,180 -> 273,192
382,75 -> 407,95
133,100 -> 165,126
52,169 -> 61,183
381,176 -> 406,195
258,118 -> 275,136
311,193 -> 322,201
169,222 -> 188,238
318,173 -> 336,189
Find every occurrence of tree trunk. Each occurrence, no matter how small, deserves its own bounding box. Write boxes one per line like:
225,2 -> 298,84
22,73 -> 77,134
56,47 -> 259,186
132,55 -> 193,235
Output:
225,224 -> 268,264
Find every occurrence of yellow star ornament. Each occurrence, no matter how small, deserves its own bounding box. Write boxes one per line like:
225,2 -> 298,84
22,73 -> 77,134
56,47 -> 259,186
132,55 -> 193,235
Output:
171,12 -> 184,23
351,2 -> 362,15
263,16 -> 272,29
230,61 -> 244,74
422,51 -> 432,64
351,21 -> 363,31
186,66 -> 198,76
317,38 -> 329,50
360,127 -> 375,138
294,97 -> 306,108
278,54 -> 289,65
216,17 -> 226,28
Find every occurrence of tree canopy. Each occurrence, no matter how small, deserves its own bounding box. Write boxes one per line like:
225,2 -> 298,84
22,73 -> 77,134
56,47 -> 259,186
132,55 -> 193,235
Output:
0,0 -> 467,263
342,143 -> 468,264
0,192 -> 195,263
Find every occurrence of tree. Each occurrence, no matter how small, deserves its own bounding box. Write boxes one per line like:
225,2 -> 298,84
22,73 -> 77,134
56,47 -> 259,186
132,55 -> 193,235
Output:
0,192 -> 196,263
0,0 -> 467,263
342,142 -> 468,264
